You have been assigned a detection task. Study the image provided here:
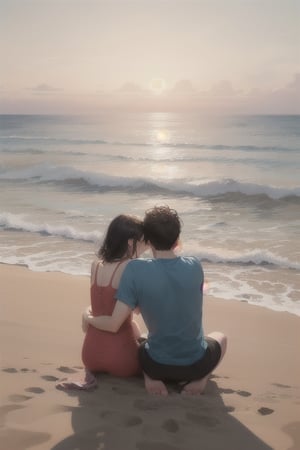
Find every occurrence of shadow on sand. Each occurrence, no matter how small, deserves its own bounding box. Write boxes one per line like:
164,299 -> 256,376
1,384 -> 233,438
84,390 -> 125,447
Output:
51,375 -> 273,450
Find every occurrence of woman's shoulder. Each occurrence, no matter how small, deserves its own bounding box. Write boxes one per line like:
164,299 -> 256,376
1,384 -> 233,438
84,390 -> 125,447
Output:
91,257 -> 103,271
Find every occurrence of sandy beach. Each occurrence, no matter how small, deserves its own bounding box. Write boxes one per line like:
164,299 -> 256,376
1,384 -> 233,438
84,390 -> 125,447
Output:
1,263 -> 299,450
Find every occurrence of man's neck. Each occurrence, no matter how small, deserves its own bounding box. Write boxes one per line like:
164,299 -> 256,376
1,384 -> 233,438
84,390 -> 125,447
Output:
152,248 -> 177,259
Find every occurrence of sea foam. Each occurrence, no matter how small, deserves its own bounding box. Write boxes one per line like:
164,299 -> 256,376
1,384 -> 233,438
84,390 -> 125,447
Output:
1,212 -> 299,270
0,212 -> 102,242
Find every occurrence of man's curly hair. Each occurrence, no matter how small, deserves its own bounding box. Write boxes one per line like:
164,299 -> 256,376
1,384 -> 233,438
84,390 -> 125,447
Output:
143,205 -> 182,250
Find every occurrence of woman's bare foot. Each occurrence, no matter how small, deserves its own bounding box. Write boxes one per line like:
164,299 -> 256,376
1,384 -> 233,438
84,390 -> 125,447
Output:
143,373 -> 168,396
181,376 -> 209,396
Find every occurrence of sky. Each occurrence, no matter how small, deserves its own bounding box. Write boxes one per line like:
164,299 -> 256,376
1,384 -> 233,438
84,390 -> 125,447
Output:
1,0 -> 299,114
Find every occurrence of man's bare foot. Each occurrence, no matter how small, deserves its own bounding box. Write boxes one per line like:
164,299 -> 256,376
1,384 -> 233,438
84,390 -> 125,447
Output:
143,373 -> 168,396
181,376 -> 208,396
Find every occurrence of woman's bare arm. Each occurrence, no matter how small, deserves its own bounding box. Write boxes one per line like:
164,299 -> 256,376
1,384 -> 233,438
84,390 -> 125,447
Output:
82,300 -> 131,333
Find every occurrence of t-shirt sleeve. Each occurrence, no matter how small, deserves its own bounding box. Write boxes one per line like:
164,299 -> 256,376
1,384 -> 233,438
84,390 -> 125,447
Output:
116,262 -> 138,310
197,257 -> 204,280
192,256 -> 204,287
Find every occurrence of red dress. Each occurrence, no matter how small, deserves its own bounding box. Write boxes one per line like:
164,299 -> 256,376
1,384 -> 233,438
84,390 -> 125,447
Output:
81,261 -> 141,377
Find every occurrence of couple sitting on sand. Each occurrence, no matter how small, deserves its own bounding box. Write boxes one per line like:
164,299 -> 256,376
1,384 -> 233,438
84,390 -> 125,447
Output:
81,205 -> 227,396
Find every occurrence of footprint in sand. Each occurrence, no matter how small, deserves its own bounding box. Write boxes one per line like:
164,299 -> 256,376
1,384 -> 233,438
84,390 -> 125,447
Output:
162,418 -> 179,433
219,387 -> 251,397
210,374 -> 230,379
24,387 -> 45,394
236,390 -> 252,397
272,383 -> 291,389
124,416 -> 143,427
2,368 -> 18,373
257,407 -> 274,416
225,405 -> 235,413
56,366 -> 78,374
100,410 -> 143,427
41,375 -> 59,382
8,394 -> 32,402
219,388 -> 235,394
2,367 -> 36,373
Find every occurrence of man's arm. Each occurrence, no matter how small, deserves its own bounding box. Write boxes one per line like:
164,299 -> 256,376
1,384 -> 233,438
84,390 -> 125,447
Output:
83,300 -> 132,333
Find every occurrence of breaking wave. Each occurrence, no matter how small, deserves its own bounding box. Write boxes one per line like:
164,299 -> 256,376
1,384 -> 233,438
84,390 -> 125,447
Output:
0,212 -> 102,242
0,164 -> 299,200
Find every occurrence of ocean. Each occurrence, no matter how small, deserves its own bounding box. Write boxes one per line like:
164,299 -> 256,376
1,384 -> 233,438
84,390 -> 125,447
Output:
0,113 -> 299,316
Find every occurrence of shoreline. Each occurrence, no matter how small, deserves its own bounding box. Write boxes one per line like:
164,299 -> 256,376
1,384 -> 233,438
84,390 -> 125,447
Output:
1,264 -> 300,450
1,261 -> 299,318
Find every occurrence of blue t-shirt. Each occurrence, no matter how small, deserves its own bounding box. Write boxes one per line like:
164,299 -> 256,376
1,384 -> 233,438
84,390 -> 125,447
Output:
117,256 -> 207,365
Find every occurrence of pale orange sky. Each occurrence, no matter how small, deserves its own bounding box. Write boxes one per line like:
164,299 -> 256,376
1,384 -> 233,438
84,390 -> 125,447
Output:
1,0 -> 299,114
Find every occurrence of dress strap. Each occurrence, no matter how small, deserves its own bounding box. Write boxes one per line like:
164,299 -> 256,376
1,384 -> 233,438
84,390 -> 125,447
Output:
93,260 -> 102,284
108,260 -> 127,287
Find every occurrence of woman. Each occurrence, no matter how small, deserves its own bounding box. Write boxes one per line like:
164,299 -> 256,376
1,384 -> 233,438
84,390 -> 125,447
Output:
56,214 -> 146,391
81,214 -> 146,378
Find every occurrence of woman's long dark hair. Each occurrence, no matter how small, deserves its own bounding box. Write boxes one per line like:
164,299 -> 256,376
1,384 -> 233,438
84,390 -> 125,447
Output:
98,214 -> 144,262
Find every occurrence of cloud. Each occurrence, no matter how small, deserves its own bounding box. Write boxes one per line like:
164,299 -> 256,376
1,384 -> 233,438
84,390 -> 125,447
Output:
29,84 -> 63,94
2,74 -> 299,115
169,79 -> 197,94
285,73 -> 300,91
265,73 -> 300,113
117,82 -> 147,94
99,74 -> 300,114
206,80 -> 240,97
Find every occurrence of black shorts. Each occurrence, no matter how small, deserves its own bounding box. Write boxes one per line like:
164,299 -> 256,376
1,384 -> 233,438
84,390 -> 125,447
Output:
138,337 -> 221,382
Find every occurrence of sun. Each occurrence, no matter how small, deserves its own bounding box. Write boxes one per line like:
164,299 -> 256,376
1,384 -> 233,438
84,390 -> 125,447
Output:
149,78 -> 166,95
156,129 -> 170,143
